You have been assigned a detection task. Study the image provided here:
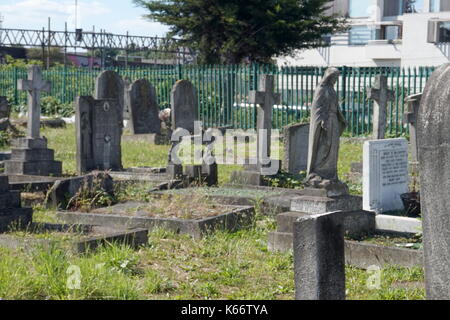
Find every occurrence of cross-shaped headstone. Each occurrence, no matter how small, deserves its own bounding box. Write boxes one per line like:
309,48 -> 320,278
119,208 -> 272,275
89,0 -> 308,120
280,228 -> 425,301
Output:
17,65 -> 51,139
249,75 -> 281,169
403,93 -> 422,162
368,75 -> 394,140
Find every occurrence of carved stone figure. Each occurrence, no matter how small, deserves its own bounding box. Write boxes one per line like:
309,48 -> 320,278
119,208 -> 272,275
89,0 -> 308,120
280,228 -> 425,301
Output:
306,68 -> 348,196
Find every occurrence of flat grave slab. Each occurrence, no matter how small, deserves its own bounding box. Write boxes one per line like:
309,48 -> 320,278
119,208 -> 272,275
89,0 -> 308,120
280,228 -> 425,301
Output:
153,185 -> 307,214
56,195 -> 255,239
0,222 -> 148,253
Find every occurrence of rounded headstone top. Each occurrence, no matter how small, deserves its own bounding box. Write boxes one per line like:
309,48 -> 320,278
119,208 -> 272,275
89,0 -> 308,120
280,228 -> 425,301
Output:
418,63 -> 450,149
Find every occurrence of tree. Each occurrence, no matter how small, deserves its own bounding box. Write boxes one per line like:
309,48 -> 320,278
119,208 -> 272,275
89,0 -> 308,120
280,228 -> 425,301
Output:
134,0 -> 347,64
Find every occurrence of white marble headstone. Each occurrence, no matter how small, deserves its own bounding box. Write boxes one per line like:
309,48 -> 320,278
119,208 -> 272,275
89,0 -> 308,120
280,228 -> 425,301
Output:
363,138 -> 409,213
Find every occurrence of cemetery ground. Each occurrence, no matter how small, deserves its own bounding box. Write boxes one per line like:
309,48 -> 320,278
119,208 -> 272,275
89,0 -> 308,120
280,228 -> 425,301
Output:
0,124 -> 424,300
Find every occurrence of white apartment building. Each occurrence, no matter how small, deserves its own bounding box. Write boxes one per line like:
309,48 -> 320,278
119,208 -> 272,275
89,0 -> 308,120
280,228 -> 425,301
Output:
277,0 -> 450,67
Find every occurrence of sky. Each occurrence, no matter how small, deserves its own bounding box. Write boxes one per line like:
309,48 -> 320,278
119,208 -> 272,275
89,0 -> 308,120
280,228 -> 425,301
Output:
0,0 -> 170,37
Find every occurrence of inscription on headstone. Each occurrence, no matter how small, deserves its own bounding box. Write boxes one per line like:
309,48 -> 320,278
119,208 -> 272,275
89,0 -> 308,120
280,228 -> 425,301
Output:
94,70 -> 124,126
76,96 -> 122,174
363,138 -> 409,213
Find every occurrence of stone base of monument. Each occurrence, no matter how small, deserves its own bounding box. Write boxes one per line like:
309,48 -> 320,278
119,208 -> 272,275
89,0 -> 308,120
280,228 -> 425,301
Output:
290,194 -> 362,214
269,232 -> 423,269
268,210 -> 375,252
4,138 -> 62,176
122,133 -> 170,145
0,175 -> 33,232
0,222 -> 148,254
229,170 -> 264,186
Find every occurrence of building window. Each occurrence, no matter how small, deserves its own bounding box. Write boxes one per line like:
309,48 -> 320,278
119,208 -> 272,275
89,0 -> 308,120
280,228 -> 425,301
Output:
384,0 -> 403,16
349,0 -> 371,18
430,0 -> 450,12
404,0 -> 424,13
380,25 -> 402,40
349,26 -> 376,45
439,22 -> 450,42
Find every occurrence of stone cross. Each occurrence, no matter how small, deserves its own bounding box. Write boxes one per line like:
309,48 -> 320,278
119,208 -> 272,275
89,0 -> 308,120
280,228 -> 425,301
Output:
368,75 -> 394,140
17,65 -> 51,139
403,93 -> 422,163
249,75 -> 281,169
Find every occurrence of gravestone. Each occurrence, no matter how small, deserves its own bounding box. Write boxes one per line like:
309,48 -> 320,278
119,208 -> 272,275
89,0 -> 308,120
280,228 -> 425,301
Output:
230,75 -> 281,185
76,96 -> 123,174
417,63 -> 450,300
171,80 -> 198,133
368,75 -> 395,140
123,77 -> 131,120
283,123 -> 309,174
293,211 -> 345,300
363,138 -> 409,213
404,93 -> 421,163
0,97 -> 11,119
126,79 -> 161,135
94,70 -> 124,126
0,175 -> 33,232
4,65 -> 62,176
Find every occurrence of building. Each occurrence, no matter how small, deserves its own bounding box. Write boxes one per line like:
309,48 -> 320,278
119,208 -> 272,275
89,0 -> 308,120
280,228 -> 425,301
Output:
277,0 -> 450,67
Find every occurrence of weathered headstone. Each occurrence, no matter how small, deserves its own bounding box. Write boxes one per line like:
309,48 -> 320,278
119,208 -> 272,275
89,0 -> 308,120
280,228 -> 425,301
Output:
230,75 -> 281,185
283,123 -> 309,174
0,175 -> 33,232
368,75 -> 395,140
293,211 -> 346,300
363,138 -> 409,213
171,80 -> 198,134
0,97 -> 11,119
4,65 -> 62,176
404,93 -> 422,163
417,63 -> 450,299
94,70 -> 124,126
126,79 -> 161,135
123,77 -> 131,120
76,96 -> 123,174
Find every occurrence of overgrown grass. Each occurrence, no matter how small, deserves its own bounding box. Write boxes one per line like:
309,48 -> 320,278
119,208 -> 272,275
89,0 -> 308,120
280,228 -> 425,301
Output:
0,125 -> 424,300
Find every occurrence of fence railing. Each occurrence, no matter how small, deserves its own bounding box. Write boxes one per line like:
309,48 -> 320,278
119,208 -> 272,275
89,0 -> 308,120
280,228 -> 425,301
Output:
0,64 -> 435,136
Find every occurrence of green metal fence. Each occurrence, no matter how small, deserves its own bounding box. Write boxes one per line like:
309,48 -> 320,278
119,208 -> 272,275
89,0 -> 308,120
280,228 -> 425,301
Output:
0,64 -> 435,136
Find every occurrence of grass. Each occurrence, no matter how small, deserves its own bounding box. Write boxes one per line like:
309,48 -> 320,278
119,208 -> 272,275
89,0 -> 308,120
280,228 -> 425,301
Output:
0,125 -> 425,300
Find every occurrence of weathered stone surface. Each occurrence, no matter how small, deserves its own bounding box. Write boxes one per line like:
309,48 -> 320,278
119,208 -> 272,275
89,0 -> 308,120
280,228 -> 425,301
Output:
417,63 -> 450,300
293,211 -> 346,300
46,172 -> 114,209
171,80 -> 198,133
0,174 -> 33,232
283,123 -> 309,174
404,93 -> 422,162
362,138 -> 409,213
0,96 -> 11,119
17,65 -> 50,139
94,70 -> 124,125
76,96 -> 122,174
368,75 -> 394,140
291,194 -> 362,214
306,68 -> 347,196
6,65 -> 61,177
127,79 -> 161,135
